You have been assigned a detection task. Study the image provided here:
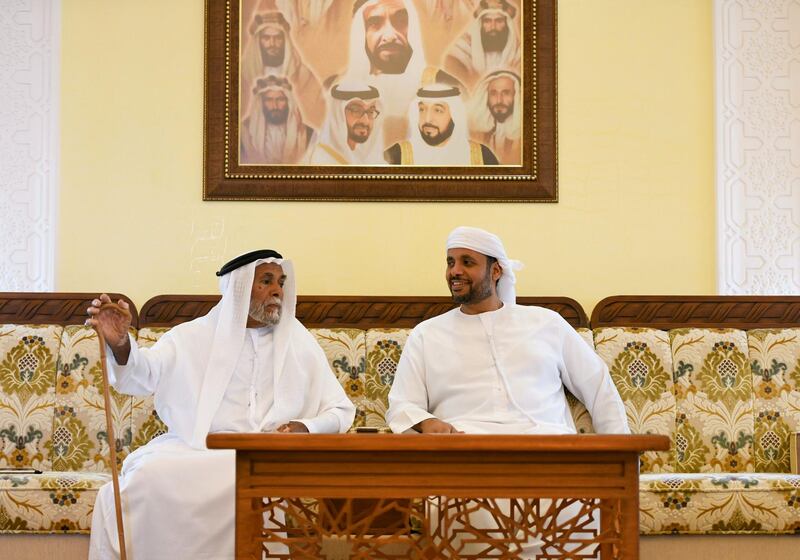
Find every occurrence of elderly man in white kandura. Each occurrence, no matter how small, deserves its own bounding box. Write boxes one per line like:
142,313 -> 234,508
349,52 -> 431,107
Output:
387,226 -> 630,557
87,249 -> 355,560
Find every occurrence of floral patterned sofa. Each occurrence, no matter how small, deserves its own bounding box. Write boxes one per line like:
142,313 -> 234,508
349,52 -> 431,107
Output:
2,292 -> 799,559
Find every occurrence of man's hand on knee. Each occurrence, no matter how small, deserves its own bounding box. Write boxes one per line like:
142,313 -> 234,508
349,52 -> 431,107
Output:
414,418 -> 463,434
275,421 -> 309,433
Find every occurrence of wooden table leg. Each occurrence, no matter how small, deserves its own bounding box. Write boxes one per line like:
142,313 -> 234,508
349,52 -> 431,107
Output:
599,498 -> 615,559
235,455 -> 261,560
619,457 -> 640,560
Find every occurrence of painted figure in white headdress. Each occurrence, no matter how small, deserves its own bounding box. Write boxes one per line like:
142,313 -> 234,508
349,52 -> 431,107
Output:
443,0 -> 521,92
241,75 -> 317,164
384,84 -> 498,165
306,82 -> 386,165
468,70 -> 522,165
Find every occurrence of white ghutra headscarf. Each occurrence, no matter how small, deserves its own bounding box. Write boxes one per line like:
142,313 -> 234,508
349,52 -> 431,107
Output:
446,226 -> 524,304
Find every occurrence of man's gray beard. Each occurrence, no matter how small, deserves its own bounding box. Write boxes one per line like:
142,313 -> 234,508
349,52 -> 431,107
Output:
248,298 -> 282,327
450,267 -> 493,305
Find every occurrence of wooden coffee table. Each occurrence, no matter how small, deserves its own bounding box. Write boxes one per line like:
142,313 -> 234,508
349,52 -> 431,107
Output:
207,433 -> 669,559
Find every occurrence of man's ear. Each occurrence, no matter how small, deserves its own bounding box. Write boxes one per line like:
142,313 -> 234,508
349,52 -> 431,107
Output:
492,261 -> 502,281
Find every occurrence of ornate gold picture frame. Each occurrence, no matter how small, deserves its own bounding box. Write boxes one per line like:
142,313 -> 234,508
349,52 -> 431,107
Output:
203,0 -> 556,201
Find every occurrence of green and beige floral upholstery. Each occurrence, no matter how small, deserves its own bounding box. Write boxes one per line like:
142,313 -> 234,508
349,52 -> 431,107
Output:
0,325 -> 117,534
749,329 -> 800,473
593,327 -> 676,473
639,472 -> 800,534
3,317 -> 800,536
590,326 -> 800,534
670,329 -> 755,474
312,329 -> 370,429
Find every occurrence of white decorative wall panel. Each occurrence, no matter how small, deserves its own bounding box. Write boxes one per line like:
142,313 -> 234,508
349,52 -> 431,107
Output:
0,0 -> 60,291
716,0 -> 800,294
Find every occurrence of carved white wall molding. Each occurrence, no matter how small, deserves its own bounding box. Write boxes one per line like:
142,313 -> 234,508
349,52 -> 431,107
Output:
716,0 -> 800,294
0,0 -> 60,291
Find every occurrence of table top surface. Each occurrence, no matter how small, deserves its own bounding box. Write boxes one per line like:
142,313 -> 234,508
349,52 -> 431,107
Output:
207,433 -> 670,453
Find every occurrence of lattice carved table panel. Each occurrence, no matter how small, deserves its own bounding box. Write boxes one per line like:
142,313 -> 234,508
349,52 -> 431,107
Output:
256,497 -> 615,559
207,434 -> 668,560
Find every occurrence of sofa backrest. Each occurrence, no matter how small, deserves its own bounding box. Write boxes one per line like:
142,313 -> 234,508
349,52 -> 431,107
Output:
591,296 -> 800,475
2,293 -> 799,477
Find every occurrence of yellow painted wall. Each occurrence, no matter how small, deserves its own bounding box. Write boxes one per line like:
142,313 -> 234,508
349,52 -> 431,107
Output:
59,0 -> 715,314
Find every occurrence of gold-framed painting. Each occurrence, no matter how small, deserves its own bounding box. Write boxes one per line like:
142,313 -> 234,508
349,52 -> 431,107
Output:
203,0 -> 557,201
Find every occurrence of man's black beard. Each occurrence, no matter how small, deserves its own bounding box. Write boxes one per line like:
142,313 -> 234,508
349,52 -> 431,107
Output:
481,26 -> 510,53
490,103 -> 513,123
348,125 -> 370,144
420,119 -> 455,146
260,46 -> 285,68
264,106 -> 289,125
450,265 -> 493,305
366,43 -> 412,74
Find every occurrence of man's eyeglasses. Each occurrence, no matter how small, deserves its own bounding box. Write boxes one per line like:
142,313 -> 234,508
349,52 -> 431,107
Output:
345,106 -> 381,119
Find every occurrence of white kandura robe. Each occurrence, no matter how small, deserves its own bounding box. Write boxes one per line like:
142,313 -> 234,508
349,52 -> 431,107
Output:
387,303 -> 629,557
387,303 -> 630,435
89,323 -> 354,560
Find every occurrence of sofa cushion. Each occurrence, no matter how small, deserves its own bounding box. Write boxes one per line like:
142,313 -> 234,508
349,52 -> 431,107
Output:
364,329 -> 410,430
748,329 -> 800,473
0,470 -> 110,534
639,472 -> 800,534
130,328 -> 169,454
0,325 -> 63,471
51,326 -> 135,473
671,329 -> 755,473
310,328 -> 369,430
594,327 -> 676,473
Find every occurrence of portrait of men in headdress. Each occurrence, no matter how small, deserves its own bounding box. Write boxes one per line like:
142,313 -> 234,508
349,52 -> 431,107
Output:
385,84 -> 498,166
443,0 -> 521,92
307,83 -> 385,165
240,75 -> 316,165
346,0 -> 460,148
240,9 -> 324,127
469,70 -> 521,165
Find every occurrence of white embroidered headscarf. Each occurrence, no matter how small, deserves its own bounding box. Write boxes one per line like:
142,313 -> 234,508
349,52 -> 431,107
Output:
446,226 -> 524,304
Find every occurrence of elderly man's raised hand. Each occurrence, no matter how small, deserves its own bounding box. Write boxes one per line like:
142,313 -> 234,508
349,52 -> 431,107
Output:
415,418 -> 464,434
86,294 -> 132,363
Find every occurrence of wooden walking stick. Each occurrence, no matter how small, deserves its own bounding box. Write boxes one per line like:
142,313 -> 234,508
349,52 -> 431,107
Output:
93,302 -> 130,560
